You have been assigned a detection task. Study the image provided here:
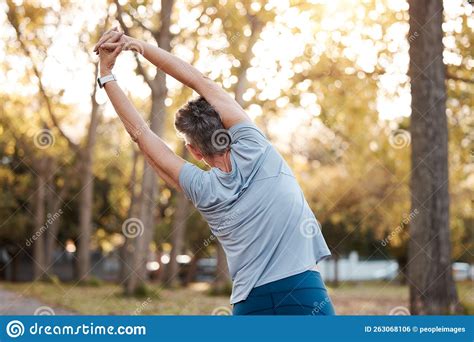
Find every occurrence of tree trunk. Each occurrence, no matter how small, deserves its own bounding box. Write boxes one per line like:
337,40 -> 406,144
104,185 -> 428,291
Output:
126,157 -> 156,294
408,0 -> 460,314
32,158 -> 47,280
45,179 -> 68,268
119,149 -> 140,283
333,254 -> 340,287
165,193 -> 189,286
397,256 -> 408,285
184,252 -> 200,286
76,156 -> 93,281
165,150 -> 190,287
76,89 -> 101,281
234,15 -> 263,106
125,0 -> 174,295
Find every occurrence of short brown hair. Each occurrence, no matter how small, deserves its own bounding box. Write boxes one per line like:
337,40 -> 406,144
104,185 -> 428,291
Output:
174,96 -> 227,156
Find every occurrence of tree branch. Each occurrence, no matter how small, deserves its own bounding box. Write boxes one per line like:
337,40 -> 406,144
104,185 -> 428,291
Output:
114,0 -> 154,88
6,1 -> 79,151
234,13 -> 264,107
126,9 -> 159,38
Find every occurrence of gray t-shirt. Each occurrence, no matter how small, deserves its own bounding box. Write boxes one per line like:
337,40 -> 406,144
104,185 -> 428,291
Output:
179,122 -> 331,304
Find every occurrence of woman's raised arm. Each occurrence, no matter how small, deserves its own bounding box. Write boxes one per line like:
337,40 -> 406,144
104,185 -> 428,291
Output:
98,40 -> 185,190
137,38 -> 251,129
96,33 -> 251,129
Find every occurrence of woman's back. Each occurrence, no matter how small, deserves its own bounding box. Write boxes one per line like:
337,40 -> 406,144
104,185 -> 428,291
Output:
179,122 -> 331,304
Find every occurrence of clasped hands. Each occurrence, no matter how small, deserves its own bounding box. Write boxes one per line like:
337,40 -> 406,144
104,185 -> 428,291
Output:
94,27 -> 144,76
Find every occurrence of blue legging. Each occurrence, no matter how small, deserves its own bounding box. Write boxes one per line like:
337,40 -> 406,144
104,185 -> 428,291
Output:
233,270 -> 335,315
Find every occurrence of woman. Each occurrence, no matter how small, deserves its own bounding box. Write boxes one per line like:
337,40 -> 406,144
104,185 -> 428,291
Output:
94,28 -> 335,315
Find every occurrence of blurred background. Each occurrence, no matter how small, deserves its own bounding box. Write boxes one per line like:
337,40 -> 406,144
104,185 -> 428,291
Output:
0,0 -> 472,315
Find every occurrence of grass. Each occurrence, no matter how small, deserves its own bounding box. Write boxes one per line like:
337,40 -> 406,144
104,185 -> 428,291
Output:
0,280 -> 472,315
0,281 -> 228,315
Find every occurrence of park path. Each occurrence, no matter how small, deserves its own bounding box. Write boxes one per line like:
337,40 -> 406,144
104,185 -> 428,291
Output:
0,288 -> 74,315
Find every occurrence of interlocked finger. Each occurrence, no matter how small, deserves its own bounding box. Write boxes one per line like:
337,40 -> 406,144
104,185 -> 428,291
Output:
95,32 -> 124,55
100,42 -> 124,51
94,27 -> 120,53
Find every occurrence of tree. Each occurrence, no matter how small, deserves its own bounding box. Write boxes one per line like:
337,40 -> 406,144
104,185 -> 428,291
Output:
1,100 -> 70,280
5,1 -> 109,281
165,149 -> 190,287
407,0 -> 460,314
115,0 -> 175,295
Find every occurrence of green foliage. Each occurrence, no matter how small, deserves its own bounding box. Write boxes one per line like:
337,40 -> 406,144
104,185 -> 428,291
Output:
0,0 -> 471,285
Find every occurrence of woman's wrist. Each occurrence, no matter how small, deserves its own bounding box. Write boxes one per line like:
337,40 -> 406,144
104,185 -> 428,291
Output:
100,67 -> 112,77
100,70 -> 112,77
124,37 -> 145,55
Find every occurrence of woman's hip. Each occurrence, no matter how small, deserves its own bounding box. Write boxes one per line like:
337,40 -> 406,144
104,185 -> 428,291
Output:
233,270 -> 335,315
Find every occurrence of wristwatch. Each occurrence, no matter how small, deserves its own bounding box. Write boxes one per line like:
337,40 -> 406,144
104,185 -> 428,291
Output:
97,74 -> 117,88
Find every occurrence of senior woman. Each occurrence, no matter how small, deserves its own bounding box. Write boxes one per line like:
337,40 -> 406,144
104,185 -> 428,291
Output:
94,28 -> 335,315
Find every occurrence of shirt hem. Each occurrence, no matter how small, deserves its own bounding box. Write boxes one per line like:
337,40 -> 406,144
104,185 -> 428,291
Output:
229,252 -> 332,305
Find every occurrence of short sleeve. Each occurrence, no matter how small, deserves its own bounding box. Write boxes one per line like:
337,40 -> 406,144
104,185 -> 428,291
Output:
229,122 -> 270,179
229,121 -> 268,146
179,162 -> 210,208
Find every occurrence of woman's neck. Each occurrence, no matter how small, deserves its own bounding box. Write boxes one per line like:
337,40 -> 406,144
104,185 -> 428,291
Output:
207,150 -> 232,172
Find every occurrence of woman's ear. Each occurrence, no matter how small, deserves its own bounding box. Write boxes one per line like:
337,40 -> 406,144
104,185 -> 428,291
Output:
186,143 -> 203,161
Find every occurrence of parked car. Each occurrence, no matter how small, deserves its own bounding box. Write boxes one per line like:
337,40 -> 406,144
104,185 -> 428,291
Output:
453,262 -> 472,281
195,258 -> 217,282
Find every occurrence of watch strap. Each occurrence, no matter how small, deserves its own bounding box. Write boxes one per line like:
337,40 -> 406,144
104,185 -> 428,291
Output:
97,74 -> 116,88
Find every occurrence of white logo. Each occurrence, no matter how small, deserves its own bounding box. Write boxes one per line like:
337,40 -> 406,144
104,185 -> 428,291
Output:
34,306 -> 55,315
122,218 -> 144,238
299,218 -> 322,238
33,129 -> 55,149
388,129 -> 411,149
211,129 -> 232,151
388,306 -> 411,315
6,320 -> 25,338
211,306 -> 232,315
